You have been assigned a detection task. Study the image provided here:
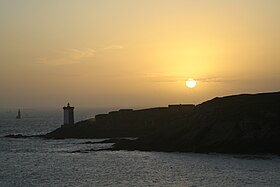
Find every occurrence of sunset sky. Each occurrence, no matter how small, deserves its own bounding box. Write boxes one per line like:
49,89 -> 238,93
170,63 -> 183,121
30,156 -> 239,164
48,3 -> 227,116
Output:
1,0 -> 280,108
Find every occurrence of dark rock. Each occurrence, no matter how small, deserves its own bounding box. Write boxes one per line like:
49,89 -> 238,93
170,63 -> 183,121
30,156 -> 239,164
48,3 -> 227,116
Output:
112,92 -> 280,154
5,134 -> 43,139
43,91 -> 280,154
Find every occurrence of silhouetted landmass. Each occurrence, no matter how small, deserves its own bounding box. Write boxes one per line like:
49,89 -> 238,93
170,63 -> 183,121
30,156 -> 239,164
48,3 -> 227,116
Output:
44,105 -> 195,139
5,134 -> 43,138
6,92 -> 280,154
112,92 -> 280,154
79,138 -> 136,145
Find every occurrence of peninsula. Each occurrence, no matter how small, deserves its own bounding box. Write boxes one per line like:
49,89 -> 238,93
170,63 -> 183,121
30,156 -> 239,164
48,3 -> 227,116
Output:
43,91 -> 280,154
7,91 -> 280,154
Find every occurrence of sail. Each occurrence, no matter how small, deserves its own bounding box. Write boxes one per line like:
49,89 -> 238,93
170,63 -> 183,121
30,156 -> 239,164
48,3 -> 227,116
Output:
16,109 -> 21,119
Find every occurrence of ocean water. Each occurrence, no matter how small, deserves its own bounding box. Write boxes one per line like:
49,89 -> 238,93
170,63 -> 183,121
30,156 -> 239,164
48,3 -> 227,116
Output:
0,109 -> 280,187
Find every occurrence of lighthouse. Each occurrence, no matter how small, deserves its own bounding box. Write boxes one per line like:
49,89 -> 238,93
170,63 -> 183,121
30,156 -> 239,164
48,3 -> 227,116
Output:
63,103 -> 74,126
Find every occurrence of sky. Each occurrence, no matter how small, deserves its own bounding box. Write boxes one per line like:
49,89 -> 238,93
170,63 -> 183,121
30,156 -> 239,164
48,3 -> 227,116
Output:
0,0 -> 280,108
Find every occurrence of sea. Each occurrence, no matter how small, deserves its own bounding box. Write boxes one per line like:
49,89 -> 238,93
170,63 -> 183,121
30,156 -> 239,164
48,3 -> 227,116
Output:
0,108 -> 280,187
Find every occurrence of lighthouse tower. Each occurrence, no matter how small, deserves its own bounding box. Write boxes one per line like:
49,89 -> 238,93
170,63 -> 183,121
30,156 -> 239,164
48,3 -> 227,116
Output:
63,103 -> 74,126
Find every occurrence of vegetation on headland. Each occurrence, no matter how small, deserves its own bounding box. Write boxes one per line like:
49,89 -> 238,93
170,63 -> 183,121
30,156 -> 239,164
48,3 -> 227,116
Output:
6,92 -> 280,154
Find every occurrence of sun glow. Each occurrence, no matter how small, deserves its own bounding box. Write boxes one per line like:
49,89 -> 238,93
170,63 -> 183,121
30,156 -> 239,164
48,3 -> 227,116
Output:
186,78 -> 197,88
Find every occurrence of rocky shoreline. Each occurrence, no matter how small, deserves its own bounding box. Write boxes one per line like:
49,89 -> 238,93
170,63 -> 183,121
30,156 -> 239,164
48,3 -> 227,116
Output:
5,91 -> 280,154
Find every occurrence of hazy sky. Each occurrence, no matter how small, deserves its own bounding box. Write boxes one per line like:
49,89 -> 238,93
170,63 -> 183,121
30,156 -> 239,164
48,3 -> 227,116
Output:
1,0 -> 280,108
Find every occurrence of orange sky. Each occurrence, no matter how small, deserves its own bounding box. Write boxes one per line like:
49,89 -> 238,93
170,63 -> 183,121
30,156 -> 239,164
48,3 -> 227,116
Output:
0,0 -> 280,108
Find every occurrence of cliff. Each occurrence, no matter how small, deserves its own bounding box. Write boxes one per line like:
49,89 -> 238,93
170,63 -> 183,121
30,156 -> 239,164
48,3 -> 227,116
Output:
112,92 -> 280,154
44,91 -> 280,154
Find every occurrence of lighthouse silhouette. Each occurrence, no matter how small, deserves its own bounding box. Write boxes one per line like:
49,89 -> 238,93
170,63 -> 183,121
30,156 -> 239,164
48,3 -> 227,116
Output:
63,103 -> 74,125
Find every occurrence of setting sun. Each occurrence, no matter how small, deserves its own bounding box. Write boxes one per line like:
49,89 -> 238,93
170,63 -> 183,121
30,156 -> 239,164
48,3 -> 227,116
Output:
186,78 -> 197,88
1,1 -> 280,186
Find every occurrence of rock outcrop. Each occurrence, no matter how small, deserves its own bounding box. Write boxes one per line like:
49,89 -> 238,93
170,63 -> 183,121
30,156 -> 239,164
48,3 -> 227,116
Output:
44,91 -> 280,154
112,92 -> 280,154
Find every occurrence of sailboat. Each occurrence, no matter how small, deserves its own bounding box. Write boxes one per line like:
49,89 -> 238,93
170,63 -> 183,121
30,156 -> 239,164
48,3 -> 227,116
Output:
16,109 -> 21,119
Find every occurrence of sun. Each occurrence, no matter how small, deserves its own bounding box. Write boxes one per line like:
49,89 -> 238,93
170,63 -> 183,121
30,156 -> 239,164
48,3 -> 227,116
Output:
186,78 -> 197,88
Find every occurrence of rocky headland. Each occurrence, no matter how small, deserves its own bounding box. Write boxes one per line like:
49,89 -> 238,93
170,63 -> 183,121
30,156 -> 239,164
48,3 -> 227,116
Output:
111,92 -> 280,154
6,91 -> 280,154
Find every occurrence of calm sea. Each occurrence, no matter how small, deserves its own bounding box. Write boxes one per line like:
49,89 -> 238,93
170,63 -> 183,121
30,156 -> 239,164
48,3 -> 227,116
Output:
0,108 -> 280,187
